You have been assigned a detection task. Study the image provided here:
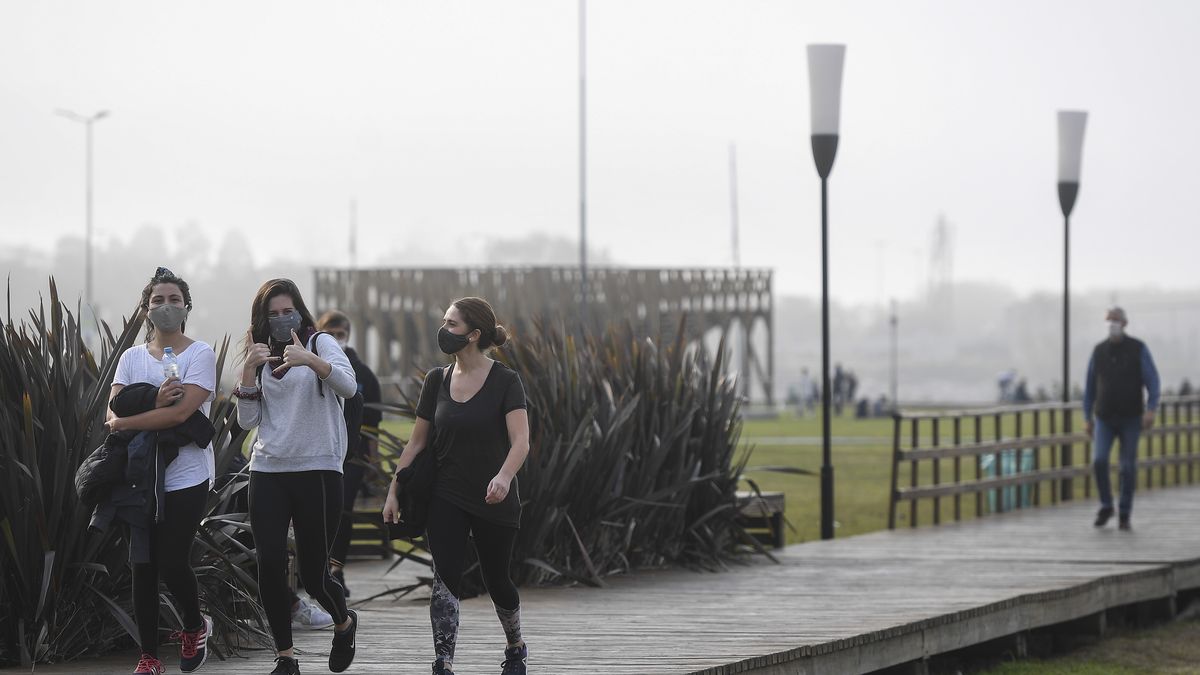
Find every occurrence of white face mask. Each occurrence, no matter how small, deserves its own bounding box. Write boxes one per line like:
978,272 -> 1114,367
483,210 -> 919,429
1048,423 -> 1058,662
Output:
1108,321 -> 1124,339
336,338 -> 349,350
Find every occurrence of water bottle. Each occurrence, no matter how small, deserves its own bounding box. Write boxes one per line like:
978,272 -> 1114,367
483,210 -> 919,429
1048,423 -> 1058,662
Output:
162,346 -> 180,379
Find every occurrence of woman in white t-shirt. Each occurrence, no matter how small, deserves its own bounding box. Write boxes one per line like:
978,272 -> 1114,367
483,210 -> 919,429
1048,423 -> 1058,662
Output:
106,268 -> 216,675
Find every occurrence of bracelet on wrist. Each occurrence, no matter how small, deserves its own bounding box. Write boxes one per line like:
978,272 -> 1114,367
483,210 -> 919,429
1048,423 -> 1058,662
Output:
233,386 -> 262,401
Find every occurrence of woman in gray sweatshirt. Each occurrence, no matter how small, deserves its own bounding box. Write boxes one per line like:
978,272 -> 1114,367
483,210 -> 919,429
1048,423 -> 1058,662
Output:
234,278 -> 359,675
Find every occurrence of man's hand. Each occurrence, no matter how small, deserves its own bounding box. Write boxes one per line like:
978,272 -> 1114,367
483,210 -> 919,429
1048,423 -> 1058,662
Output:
1142,410 -> 1156,430
1085,419 -> 1095,437
156,376 -> 184,408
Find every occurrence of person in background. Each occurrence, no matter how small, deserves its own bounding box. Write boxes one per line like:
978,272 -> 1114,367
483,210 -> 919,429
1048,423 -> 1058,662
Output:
1083,306 -> 1161,531
316,309 -> 383,598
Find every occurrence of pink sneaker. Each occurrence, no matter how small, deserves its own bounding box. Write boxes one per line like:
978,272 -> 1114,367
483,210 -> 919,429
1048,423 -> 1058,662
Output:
132,652 -> 165,675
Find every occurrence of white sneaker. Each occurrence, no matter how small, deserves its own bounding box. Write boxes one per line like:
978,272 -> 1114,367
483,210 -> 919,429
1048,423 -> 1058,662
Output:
291,595 -> 334,630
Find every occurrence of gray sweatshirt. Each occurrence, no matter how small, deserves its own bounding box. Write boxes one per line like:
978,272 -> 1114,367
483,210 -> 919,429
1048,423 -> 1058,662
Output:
237,332 -> 358,473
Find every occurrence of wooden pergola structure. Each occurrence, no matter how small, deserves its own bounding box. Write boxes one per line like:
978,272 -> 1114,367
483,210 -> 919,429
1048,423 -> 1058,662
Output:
313,266 -> 774,403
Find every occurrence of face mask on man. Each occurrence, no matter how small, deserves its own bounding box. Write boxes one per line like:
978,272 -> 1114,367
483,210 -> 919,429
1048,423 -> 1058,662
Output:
1108,320 -> 1124,339
268,312 -> 303,342
438,326 -> 473,354
148,304 -> 188,334
336,338 -> 349,350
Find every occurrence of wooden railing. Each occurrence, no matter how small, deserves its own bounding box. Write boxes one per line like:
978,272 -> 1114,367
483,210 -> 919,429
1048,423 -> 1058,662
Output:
888,395 -> 1200,529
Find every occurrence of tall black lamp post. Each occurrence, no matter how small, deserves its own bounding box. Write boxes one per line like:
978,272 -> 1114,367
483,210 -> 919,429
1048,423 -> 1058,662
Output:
807,44 -> 845,540
1057,109 -> 1087,500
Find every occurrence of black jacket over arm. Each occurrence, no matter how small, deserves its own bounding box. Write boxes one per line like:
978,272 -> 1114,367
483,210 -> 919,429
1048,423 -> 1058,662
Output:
88,383 -> 214,563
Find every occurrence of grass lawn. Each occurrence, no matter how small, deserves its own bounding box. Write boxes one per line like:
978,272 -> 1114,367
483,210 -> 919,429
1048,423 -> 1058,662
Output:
736,411 -> 894,543
978,616 -> 1200,674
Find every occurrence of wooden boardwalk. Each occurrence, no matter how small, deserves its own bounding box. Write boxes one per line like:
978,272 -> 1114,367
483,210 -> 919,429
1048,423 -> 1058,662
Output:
20,486 -> 1200,674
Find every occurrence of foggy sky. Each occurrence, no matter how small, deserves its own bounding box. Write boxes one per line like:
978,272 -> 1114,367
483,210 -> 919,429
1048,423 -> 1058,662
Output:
2,0 -> 1199,305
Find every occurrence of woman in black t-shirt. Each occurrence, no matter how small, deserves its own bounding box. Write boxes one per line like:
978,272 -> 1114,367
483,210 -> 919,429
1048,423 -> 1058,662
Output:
383,297 -> 531,675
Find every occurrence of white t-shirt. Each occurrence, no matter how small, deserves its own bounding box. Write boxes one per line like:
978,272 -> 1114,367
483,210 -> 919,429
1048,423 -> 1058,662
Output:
113,341 -> 217,492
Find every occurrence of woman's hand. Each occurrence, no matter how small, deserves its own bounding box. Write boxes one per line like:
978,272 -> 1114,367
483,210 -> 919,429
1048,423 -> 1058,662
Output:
485,472 -> 513,505
382,486 -> 401,524
156,377 -> 185,408
275,330 -> 315,375
104,416 -> 122,433
243,330 -> 279,371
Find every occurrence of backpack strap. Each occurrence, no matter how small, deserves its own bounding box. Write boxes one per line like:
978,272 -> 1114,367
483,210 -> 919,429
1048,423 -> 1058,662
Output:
309,331 -> 331,398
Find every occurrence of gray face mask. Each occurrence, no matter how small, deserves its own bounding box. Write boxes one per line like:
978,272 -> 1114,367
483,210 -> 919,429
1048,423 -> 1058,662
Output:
268,312 -> 303,342
148,304 -> 187,334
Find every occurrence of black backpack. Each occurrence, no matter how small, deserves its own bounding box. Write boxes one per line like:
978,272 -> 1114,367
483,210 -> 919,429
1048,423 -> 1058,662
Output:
388,365 -> 447,539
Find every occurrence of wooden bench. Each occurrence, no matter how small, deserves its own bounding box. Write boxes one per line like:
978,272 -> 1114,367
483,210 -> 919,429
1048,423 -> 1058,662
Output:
735,490 -> 786,549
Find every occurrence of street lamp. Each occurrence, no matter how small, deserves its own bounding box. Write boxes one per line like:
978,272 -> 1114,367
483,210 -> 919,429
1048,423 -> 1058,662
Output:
807,43 -> 845,540
1057,109 -> 1086,501
56,108 -> 110,313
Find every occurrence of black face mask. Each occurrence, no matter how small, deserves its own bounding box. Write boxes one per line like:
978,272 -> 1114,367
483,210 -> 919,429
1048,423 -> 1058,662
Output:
438,326 -> 473,354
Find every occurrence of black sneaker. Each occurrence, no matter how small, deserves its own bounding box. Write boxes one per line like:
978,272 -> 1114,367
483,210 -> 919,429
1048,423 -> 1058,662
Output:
328,609 -> 357,673
432,658 -> 455,675
501,643 -> 528,675
1094,507 -> 1114,527
1119,515 -> 1132,531
270,656 -> 301,675
332,568 -> 350,598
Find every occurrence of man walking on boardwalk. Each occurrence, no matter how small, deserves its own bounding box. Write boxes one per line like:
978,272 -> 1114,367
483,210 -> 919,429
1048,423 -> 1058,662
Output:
1083,307 -> 1161,531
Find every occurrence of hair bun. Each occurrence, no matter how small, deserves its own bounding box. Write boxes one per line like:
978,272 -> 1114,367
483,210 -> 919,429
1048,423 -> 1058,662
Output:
493,324 -> 509,347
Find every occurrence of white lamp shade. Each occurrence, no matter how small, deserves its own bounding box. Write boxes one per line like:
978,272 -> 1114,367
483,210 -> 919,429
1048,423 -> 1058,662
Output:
807,44 -> 846,136
1057,110 -> 1087,183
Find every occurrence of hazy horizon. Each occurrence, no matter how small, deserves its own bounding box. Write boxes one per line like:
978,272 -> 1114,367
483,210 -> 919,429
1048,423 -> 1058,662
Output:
4,1 -> 1200,305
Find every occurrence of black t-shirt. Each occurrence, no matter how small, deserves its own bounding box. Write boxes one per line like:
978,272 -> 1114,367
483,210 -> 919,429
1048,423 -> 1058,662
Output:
416,361 -> 527,528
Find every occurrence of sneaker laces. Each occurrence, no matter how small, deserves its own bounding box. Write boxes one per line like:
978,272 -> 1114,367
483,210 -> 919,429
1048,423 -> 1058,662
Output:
169,624 -> 204,659
135,653 -> 163,673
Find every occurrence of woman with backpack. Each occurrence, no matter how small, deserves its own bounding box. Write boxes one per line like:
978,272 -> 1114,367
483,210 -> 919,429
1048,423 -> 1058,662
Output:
383,297 -> 531,675
105,267 -> 216,675
235,278 -> 359,675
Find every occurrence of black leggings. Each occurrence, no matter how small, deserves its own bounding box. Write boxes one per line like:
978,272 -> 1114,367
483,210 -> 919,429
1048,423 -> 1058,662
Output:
249,470 -> 348,652
328,457 -> 366,567
132,480 -> 208,657
426,495 -> 520,609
